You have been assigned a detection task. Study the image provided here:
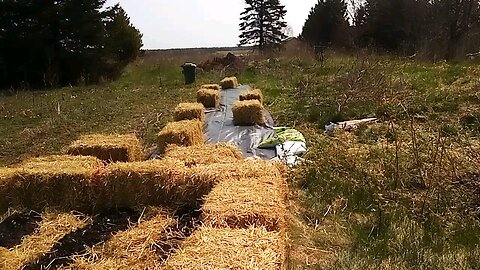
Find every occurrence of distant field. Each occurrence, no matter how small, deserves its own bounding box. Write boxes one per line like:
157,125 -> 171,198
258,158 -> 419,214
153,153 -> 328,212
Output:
1,50 -> 479,269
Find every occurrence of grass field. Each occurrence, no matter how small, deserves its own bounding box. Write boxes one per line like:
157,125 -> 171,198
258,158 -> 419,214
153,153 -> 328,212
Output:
1,50 -> 480,269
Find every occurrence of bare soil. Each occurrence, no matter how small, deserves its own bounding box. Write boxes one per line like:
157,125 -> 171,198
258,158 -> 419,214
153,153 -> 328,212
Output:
0,211 -> 42,248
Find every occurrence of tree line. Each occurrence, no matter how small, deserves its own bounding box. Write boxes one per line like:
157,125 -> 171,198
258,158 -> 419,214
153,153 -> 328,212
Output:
0,0 -> 142,89
238,0 -> 480,60
301,0 -> 480,60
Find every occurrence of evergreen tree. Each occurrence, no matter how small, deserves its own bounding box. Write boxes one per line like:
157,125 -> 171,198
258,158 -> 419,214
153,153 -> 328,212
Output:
0,0 -> 142,89
102,4 -> 143,78
238,0 -> 288,50
301,0 -> 350,46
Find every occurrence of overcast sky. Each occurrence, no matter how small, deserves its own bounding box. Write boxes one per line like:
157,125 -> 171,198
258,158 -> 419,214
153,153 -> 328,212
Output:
104,0 -> 318,49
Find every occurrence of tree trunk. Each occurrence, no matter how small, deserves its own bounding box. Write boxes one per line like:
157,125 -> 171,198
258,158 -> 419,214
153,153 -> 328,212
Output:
259,1 -> 265,50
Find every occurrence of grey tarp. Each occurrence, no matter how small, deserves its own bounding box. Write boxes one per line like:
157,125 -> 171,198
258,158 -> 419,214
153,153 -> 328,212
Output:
204,85 -> 276,159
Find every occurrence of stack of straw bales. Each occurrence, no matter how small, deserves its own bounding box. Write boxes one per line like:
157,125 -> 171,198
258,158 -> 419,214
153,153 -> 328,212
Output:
220,77 -> 239,89
67,134 -> 143,162
174,103 -> 205,122
0,211 -> 90,270
157,120 -> 204,154
201,84 -> 222,91
163,143 -> 244,166
232,100 -> 266,126
201,176 -> 287,232
196,88 -> 220,108
239,88 -> 264,104
0,155 -> 103,212
164,226 -> 286,270
67,208 -> 174,270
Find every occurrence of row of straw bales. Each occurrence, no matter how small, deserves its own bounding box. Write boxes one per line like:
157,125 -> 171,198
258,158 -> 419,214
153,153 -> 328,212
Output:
0,143 -> 284,213
0,155 -> 221,213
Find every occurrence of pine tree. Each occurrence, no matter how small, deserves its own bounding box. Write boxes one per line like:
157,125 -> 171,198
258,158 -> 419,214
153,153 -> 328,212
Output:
301,0 -> 349,46
0,0 -> 142,89
238,0 -> 288,50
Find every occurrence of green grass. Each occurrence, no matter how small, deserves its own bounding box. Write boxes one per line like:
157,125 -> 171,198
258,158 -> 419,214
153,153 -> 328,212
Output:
1,52 -> 479,269
0,61 -> 219,166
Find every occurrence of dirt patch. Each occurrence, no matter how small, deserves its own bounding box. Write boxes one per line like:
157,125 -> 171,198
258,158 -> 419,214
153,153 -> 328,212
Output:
0,211 -> 42,248
23,208 -> 141,270
198,52 -> 239,72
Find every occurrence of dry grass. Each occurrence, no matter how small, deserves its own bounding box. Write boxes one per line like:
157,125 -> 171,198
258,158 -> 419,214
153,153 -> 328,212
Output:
67,134 -> 144,162
96,159 -> 219,209
220,76 -> 239,89
232,100 -> 266,126
174,103 -> 205,122
0,155 -> 103,212
201,84 -> 222,91
0,211 -> 90,270
163,143 -> 244,166
65,207 -> 175,270
202,176 -> 288,232
240,88 -> 264,105
196,88 -> 220,108
157,120 -> 204,154
164,226 -> 286,270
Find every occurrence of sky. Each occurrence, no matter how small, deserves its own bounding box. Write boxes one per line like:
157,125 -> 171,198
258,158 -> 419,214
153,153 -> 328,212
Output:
104,0 -> 318,49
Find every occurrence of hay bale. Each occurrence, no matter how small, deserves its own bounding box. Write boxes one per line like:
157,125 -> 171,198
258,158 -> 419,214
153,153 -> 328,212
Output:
232,100 -> 266,126
174,102 -> 205,122
96,159 -> 218,209
202,176 -> 287,232
67,134 -> 143,162
164,226 -> 286,270
239,88 -> 264,104
198,159 -> 285,180
220,77 -> 239,89
163,143 -> 244,166
201,84 -> 222,91
157,120 -> 204,154
0,211 -> 89,270
0,155 -> 103,211
196,88 -> 220,108
67,207 -> 175,270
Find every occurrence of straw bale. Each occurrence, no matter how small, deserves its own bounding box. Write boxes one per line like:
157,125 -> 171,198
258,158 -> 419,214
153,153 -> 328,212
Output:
66,207 -> 174,270
0,211 -> 90,270
163,143 -> 244,166
201,84 -> 222,91
174,102 -> 205,122
96,159 -> 218,209
67,134 -> 143,162
157,120 -> 204,154
196,88 -> 220,108
232,100 -> 266,126
1,155 -> 103,211
164,226 -> 286,270
240,88 -> 264,104
202,176 -> 288,232
193,159 -> 285,181
220,76 -> 239,89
